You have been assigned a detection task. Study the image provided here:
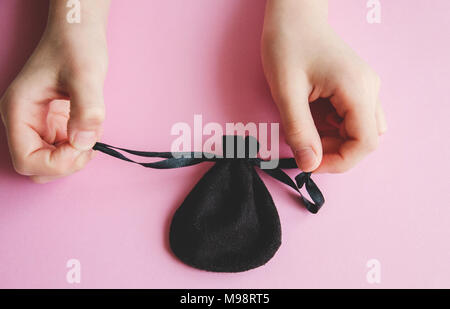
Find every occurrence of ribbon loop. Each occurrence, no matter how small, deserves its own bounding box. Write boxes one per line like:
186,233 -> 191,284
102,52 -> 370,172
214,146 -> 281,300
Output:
295,173 -> 325,214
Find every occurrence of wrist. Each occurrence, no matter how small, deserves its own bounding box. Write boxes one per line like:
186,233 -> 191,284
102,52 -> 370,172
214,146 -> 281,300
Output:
263,0 -> 329,37
46,0 -> 110,40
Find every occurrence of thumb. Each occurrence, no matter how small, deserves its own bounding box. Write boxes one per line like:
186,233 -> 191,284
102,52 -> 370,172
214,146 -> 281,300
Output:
276,83 -> 322,172
67,79 -> 105,151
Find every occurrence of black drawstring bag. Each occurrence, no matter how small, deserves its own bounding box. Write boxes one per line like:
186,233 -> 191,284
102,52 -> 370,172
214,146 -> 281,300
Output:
93,135 -> 324,272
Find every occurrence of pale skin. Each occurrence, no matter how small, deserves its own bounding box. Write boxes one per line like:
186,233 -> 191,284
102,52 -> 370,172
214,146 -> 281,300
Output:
0,0 -> 386,183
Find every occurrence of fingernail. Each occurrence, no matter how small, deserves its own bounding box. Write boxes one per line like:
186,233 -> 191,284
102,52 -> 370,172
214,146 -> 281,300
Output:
71,131 -> 97,151
295,147 -> 317,172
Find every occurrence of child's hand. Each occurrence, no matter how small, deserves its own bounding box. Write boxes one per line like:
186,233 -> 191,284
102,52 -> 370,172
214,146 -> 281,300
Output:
262,0 -> 387,173
0,0 -> 110,183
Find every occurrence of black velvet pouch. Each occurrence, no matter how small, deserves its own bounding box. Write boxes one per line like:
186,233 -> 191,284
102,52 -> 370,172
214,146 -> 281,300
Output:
170,159 -> 281,272
93,135 -> 324,272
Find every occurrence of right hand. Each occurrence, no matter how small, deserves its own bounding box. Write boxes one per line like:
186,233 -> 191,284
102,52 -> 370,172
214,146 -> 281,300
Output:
261,0 -> 387,173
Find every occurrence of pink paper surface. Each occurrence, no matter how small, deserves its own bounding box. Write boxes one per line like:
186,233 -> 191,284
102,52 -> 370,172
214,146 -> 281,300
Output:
0,0 -> 449,288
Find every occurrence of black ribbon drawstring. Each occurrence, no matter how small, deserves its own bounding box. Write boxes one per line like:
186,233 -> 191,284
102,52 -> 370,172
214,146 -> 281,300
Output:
93,142 -> 325,213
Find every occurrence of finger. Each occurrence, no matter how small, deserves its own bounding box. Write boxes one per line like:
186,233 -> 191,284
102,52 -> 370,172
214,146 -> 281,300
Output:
29,147 -> 96,183
8,122 -> 94,176
317,92 -> 379,173
30,175 -> 63,184
376,100 -> 387,135
67,77 -> 105,151
321,136 -> 342,154
274,77 -> 322,172
28,145 -> 94,177
325,112 -> 342,130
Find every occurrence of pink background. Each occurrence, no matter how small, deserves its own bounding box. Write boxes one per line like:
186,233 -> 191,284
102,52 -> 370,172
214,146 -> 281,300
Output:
0,0 -> 449,288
